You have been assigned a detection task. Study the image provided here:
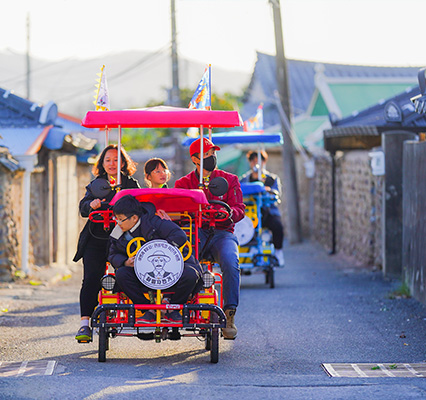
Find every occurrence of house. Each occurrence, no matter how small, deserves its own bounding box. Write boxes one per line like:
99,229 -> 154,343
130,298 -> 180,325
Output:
0,88 -> 97,279
241,53 -> 423,270
242,52 -> 420,152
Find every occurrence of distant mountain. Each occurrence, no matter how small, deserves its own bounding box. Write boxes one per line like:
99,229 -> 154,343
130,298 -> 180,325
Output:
0,49 -> 251,119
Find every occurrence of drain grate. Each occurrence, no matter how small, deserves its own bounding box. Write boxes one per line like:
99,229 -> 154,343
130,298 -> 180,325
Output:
322,363 -> 426,378
0,361 -> 56,377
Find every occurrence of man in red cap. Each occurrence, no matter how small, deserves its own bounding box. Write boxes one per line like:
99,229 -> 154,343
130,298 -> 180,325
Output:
175,137 -> 245,339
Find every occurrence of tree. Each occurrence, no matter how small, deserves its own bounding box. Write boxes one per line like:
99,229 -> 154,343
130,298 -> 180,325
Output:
120,90 -> 244,151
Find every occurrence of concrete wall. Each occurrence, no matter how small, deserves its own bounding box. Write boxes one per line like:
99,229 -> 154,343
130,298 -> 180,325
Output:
402,140 -> 426,303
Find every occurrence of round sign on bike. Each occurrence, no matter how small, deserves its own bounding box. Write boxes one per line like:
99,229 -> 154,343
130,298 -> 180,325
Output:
134,239 -> 184,290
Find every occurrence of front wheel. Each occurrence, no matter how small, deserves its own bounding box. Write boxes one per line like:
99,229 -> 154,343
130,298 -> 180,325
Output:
98,312 -> 107,362
209,313 -> 219,363
266,268 -> 275,289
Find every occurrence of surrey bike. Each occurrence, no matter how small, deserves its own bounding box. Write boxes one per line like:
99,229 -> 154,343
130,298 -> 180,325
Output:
183,131 -> 284,288
81,106 -> 242,363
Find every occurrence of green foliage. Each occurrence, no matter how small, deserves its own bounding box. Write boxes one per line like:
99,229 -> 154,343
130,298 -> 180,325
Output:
388,282 -> 411,299
121,127 -> 168,151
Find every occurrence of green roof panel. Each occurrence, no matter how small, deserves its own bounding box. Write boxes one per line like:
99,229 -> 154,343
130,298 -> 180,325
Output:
329,83 -> 416,117
293,117 -> 328,144
310,93 -> 329,116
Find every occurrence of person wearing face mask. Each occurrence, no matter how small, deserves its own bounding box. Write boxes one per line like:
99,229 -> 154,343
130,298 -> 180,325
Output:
240,150 -> 285,267
174,137 -> 245,340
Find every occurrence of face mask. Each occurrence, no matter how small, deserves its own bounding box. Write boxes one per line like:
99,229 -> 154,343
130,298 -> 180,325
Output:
203,155 -> 217,171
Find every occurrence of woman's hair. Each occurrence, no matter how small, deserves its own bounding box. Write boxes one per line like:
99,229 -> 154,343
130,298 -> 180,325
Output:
92,144 -> 137,177
246,150 -> 268,163
143,158 -> 171,187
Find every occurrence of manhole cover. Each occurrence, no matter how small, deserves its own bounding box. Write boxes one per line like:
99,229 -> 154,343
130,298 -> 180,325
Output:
0,361 -> 56,377
322,363 -> 426,378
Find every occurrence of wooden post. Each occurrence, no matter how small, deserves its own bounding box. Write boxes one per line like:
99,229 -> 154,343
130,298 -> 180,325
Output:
270,0 -> 302,243
382,131 -> 417,277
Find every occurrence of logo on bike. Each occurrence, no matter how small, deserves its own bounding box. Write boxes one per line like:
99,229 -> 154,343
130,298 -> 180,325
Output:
134,239 -> 184,290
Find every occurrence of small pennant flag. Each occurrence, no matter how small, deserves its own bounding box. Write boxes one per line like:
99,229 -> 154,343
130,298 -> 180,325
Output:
189,65 -> 211,110
243,103 -> 263,132
93,65 -> 110,111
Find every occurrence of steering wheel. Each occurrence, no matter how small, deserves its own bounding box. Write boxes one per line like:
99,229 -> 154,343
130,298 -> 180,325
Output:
126,237 -> 146,257
203,199 -> 232,224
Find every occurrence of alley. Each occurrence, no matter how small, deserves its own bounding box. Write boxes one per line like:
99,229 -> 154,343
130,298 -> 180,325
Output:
1,241 -> 426,399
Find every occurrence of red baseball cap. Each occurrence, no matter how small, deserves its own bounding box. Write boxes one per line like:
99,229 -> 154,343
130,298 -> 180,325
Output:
189,137 -> 220,156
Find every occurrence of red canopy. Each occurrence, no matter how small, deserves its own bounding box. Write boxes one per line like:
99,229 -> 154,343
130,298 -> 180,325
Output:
109,188 -> 209,213
81,106 -> 242,129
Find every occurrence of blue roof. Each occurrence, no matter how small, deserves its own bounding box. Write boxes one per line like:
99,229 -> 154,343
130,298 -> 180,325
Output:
0,128 -> 47,155
242,52 -> 422,130
331,86 -> 426,130
0,87 -> 97,156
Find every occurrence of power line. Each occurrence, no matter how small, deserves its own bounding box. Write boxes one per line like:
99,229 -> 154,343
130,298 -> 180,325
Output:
55,44 -> 171,104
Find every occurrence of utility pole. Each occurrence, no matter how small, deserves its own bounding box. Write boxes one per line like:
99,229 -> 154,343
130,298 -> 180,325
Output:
170,0 -> 180,107
270,0 -> 302,243
170,0 -> 184,180
26,13 -> 31,99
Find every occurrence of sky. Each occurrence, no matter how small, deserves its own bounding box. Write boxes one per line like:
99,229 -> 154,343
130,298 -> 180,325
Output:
0,0 -> 425,74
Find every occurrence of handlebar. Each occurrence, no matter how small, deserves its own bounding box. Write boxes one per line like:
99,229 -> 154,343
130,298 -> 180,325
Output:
202,200 -> 232,227
89,209 -> 115,231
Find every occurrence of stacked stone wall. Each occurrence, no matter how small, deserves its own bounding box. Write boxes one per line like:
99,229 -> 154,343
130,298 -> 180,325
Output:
0,163 -> 21,279
302,150 -> 383,267
312,154 -> 333,252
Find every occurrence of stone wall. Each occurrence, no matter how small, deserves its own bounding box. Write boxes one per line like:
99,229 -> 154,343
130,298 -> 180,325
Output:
296,150 -> 383,268
311,154 -> 333,252
335,151 -> 378,265
0,161 -> 20,279
0,149 -> 92,280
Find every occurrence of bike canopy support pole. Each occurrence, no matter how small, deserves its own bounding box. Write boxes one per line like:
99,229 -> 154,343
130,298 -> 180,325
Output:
105,125 -> 109,147
117,125 -> 122,186
199,125 -> 204,188
257,146 -> 262,181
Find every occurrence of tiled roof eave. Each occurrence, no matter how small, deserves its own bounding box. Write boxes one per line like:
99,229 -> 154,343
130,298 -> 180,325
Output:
324,125 -> 379,138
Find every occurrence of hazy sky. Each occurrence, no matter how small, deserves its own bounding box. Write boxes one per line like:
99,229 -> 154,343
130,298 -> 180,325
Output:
1,0 -> 425,73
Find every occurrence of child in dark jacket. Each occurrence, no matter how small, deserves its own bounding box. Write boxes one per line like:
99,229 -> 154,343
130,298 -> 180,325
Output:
108,194 -> 203,323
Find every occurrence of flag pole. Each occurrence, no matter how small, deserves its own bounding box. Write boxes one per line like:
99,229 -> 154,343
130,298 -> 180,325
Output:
208,64 -> 212,141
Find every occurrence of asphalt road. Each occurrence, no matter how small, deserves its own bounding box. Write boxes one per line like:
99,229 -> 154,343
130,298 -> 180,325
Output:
1,241 -> 426,399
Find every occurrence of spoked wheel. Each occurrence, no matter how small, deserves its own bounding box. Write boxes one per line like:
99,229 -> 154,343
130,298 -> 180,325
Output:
266,268 -> 275,289
98,311 -> 108,362
209,312 -> 219,363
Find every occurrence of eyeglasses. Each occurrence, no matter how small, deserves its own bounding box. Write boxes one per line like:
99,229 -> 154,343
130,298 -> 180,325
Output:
113,216 -> 131,224
151,169 -> 169,175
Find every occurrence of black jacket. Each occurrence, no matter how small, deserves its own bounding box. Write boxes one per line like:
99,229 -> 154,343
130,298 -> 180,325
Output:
73,173 -> 140,262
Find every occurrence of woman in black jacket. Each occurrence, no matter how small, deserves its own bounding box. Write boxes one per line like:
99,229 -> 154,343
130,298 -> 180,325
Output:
74,144 -> 140,342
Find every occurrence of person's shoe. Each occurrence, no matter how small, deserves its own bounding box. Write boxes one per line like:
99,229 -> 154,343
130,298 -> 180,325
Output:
222,308 -> 237,339
75,326 -> 92,343
164,310 -> 182,323
275,249 -> 285,267
136,310 -> 155,323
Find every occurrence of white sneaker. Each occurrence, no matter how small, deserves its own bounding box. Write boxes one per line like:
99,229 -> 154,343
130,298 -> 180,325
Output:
275,249 -> 285,267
